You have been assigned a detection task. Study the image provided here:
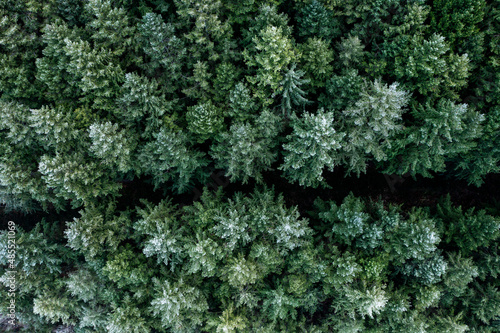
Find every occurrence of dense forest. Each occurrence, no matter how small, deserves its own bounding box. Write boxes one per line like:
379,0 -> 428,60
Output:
0,0 -> 499,332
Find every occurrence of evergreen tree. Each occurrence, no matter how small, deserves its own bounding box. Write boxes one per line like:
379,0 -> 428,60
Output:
134,199 -> 186,271
243,25 -> 297,105
186,101 -> 225,141
138,128 -> 210,193
210,110 -> 282,184
385,99 -> 484,178
36,20 -> 83,103
454,107 -> 500,186
88,121 -> 138,173
280,109 -> 345,187
337,35 -> 366,69
0,1 -> 499,331
38,151 -> 121,203
227,82 -> 257,123
340,79 -> 409,175
296,0 -> 340,42
429,0 -> 486,47
138,12 -> 186,91
65,200 -> 130,258
436,195 -> 500,254
150,278 -> 209,332
299,37 -> 334,88
320,69 -> 364,111
63,37 -> 124,111
386,208 -> 441,263
392,34 -> 470,99
29,104 -> 81,150
106,296 -> 152,333
116,72 -> 176,137
273,64 -> 311,117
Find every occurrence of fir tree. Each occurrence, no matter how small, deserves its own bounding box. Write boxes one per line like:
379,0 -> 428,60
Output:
88,121 -> 138,173
138,128 -> 210,193
393,34 -> 470,99
227,82 -> 257,123
299,37 -> 334,87
280,109 -> 345,187
115,72 -> 174,135
296,0 -> 340,42
134,199 -> 186,271
64,201 -> 130,258
38,151 -> 121,203
320,68 -> 364,111
243,25 -> 297,105
337,35 -> 366,69
385,99 -> 484,178
186,101 -> 225,141
210,110 -> 282,183
340,79 -> 409,175
138,12 -> 186,90
150,278 -> 209,332
274,64 -> 311,117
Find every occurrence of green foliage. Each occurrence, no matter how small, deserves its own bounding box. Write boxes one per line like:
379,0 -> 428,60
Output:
103,245 -> 153,288
138,12 -> 185,87
88,121 -> 138,173
150,278 -> 209,332
436,195 -> 500,253
454,107 -> 500,186
0,224 -> 61,276
65,267 -> 101,303
36,20 -> 83,102
244,25 -> 297,104
106,296 -> 151,333
211,110 -> 282,183
0,5 -> 43,101
29,104 -> 81,150
340,79 -> 409,175
273,64 -> 311,117
134,199 -> 185,270
186,101 -> 225,141
174,0 -> 233,63
280,108 -> 345,187
443,253 -> 479,297
39,151 -> 121,202
227,82 -> 257,122
138,128 -> 210,192
33,288 -> 78,325
65,201 -> 130,258
297,0 -> 340,41
337,35 -> 366,69
63,37 -> 124,111
388,208 -> 441,263
429,0 -> 486,47
262,284 -> 301,322
299,37 -> 334,87
116,72 -> 175,136
320,68 -> 364,111
401,253 -> 448,285
386,99 -> 484,177
205,306 -> 248,333
242,5 -> 292,45
392,34 -> 470,99
319,193 -> 371,245
1,1 -> 499,331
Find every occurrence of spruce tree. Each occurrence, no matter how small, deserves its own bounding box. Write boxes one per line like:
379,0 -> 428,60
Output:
138,128 -> 210,193
340,79 -> 409,175
280,108 -> 345,187
274,64 -> 311,117
210,110 -> 282,184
